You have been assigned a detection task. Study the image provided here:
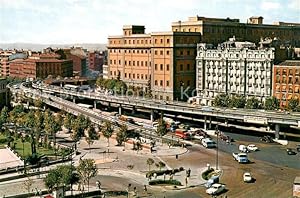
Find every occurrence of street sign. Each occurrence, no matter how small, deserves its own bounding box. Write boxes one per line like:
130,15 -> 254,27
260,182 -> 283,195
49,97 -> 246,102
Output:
244,116 -> 268,125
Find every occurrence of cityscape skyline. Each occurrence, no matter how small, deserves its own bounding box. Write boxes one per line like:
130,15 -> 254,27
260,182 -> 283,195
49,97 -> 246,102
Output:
0,0 -> 299,44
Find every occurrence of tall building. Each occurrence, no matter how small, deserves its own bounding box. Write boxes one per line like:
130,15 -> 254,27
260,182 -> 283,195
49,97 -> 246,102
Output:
196,38 -> 274,105
64,48 -> 87,76
108,25 -> 200,101
88,51 -> 104,72
0,50 -> 27,77
273,61 -> 300,107
0,78 -> 8,108
172,16 -> 300,46
9,56 -> 73,80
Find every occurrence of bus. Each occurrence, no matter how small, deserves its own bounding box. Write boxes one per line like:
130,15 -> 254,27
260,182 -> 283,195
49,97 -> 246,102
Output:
64,84 -> 79,92
77,103 -> 93,109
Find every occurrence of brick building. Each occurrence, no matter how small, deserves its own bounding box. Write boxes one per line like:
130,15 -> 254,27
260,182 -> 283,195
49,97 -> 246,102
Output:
88,51 -> 104,72
9,58 -> 73,80
172,16 -> 300,46
273,61 -> 300,107
64,48 -> 87,76
108,25 -> 200,101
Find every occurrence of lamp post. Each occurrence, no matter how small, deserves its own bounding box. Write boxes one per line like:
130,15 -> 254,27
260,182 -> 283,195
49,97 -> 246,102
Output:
215,124 -> 219,170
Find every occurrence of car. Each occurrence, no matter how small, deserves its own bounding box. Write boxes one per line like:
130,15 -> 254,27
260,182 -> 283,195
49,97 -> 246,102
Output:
243,172 -> 252,183
260,135 -> 274,143
286,148 -> 297,155
239,145 -> 249,153
206,183 -> 225,195
247,144 -> 259,151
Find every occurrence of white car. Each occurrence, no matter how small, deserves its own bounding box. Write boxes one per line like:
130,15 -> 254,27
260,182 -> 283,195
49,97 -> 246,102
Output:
206,183 -> 225,195
247,144 -> 258,151
243,172 -> 252,183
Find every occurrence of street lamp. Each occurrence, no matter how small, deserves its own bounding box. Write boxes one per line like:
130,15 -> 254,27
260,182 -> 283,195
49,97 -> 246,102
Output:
215,124 -> 219,170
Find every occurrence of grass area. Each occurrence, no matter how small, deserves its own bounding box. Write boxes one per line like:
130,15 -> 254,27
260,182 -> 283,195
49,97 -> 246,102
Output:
0,132 -> 57,159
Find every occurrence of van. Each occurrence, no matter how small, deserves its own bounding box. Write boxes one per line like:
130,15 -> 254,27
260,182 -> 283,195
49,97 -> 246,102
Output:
202,138 -> 216,148
239,145 -> 248,153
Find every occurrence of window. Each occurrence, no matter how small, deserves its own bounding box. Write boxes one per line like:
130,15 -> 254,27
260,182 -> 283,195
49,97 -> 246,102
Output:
125,61 -> 127,66
166,39 -> 170,43
118,60 -> 121,64
155,50 -> 158,55
125,73 -> 127,78
114,71 -> 116,75
166,64 -> 169,71
129,73 -> 131,78
141,61 -> 143,66
137,74 -> 139,79
114,60 -> 116,64
187,64 -> 190,70
141,74 -> 144,79
155,95 -> 158,99
133,40 -> 135,44
166,50 -> 169,55
187,50 -> 190,55
166,96 -> 170,101
155,39 -> 157,44
160,80 -> 163,86
166,81 -> 169,86
155,80 -> 158,85
133,61 -> 135,66
160,39 -> 163,43
137,61 -> 139,66
155,64 -> 158,70
180,64 -> 183,71
110,71 -> 112,75
145,61 -> 147,67
145,74 -> 147,79
110,60 -> 112,64
133,74 -> 135,79
160,64 -> 163,70
129,61 -> 131,66
180,51 -> 183,55
160,95 -> 163,100
160,50 -> 163,55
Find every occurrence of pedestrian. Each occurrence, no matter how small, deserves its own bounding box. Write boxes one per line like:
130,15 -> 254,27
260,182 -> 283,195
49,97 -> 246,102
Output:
175,154 -> 178,159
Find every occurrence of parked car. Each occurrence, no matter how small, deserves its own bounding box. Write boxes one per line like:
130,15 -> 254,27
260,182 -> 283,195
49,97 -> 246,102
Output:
204,175 -> 220,188
232,152 -> 249,163
286,148 -> 297,155
206,183 -> 225,195
243,172 -> 252,183
247,144 -> 259,151
260,135 -> 274,143
202,138 -> 216,148
239,145 -> 249,153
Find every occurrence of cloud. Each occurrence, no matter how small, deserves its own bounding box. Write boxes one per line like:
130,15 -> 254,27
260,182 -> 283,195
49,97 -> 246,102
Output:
260,1 -> 280,10
287,0 -> 300,9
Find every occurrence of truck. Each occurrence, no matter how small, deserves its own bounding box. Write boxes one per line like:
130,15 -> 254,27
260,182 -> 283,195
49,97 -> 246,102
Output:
232,153 -> 249,163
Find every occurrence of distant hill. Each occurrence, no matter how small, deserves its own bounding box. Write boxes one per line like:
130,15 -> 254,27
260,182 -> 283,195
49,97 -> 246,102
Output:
0,43 -> 107,51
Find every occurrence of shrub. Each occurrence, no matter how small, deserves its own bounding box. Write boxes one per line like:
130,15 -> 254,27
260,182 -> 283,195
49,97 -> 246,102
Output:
146,167 -> 184,178
149,179 -> 181,186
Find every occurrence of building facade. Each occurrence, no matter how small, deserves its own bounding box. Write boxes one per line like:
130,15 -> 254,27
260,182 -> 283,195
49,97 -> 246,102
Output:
0,78 -> 8,108
273,61 -> 300,107
172,16 -> 300,47
88,51 -> 104,72
64,48 -> 87,76
196,39 -> 274,105
108,25 -> 200,101
9,58 -> 73,79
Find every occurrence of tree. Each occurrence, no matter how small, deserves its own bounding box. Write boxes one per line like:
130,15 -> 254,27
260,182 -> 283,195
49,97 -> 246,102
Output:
116,124 -> 128,147
71,115 -> 91,142
146,158 -> 155,171
287,98 -> 300,112
245,97 -> 261,109
155,161 -> 166,171
264,96 -> 279,110
229,95 -> 246,108
145,78 -> 152,98
102,121 -> 114,149
24,110 -> 37,155
0,106 -> 9,130
63,113 -> 74,133
155,118 -> 167,144
85,125 -> 98,152
213,94 -> 230,107
77,159 -> 97,192
44,165 -> 78,192
115,80 -> 127,95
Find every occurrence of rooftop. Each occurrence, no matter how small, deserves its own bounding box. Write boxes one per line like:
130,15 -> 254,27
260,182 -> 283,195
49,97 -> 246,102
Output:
278,60 -> 300,66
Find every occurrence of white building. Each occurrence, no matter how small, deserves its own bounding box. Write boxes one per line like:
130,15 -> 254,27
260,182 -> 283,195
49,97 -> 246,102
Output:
196,38 -> 275,106
103,64 -> 109,79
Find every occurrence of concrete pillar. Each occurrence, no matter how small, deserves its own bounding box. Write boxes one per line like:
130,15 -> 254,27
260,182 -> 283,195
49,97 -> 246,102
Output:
132,106 -> 136,114
150,110 -> 154,124
94,100 -> 97,109
204,116 -> 207,130
209,117 -> 212,129
118,105 -> 122,115
275,124 -> 280,139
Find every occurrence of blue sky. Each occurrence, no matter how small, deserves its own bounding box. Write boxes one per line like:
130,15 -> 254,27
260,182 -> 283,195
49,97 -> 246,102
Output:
0,0 -> 299,44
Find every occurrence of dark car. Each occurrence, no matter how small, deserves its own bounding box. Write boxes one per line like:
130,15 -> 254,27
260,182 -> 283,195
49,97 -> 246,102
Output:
260,135 -> 274,143
286,148 -> 297,155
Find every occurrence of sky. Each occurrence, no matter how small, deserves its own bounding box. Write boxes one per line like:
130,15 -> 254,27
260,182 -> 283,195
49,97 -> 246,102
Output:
0,0 -> 299,44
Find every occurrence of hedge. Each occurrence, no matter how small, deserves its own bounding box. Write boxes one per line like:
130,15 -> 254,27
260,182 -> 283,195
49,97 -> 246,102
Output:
202,168 -> 214,180
149,179 -> 182,186
146,167 -> 184,178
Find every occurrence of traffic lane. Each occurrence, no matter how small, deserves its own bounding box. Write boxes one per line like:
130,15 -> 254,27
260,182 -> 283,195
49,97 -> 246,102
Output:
211,136 -> 300,169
